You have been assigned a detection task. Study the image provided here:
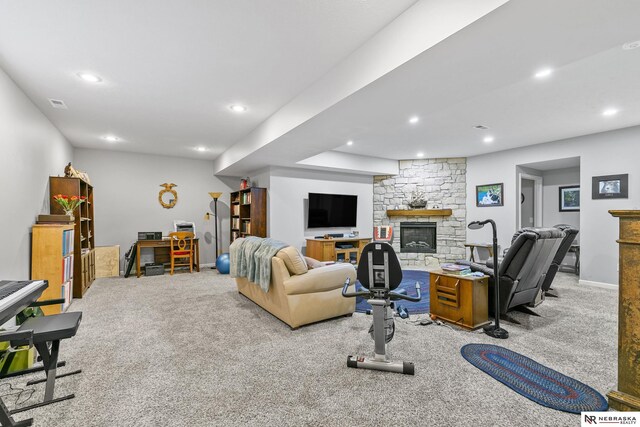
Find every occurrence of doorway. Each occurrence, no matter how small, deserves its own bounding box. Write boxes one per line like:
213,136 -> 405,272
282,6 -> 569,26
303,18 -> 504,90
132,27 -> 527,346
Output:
516,173 -> 542,229
521,178 -> 536,228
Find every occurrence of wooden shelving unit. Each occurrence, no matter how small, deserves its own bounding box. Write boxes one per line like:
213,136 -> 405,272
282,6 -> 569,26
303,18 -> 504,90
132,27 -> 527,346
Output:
50,177 -> 96,298
31,224 -> 75,315
230,187 -> 267,244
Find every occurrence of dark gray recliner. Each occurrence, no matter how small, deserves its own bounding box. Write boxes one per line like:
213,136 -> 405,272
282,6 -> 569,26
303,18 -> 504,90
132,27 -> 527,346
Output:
541,224 -> 579,294
460,227 -> 564,315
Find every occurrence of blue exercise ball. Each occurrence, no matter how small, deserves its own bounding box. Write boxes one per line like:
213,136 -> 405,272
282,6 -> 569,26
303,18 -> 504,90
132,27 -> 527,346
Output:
216,253 -> 230,274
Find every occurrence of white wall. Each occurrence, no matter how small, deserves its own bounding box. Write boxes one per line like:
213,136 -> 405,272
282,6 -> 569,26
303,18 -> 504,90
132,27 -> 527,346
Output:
467,125 -> 640,286
251,167 -> 373,252
74,148 -> 234,269
0,67 -> 73,278
542,167 -> 580,230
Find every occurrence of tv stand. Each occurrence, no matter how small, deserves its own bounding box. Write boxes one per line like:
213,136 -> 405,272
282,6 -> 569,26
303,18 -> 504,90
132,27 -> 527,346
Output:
306,237 -> 372,265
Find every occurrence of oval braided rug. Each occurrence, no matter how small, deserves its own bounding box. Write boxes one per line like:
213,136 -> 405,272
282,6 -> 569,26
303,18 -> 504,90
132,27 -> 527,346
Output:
460,344 -> 608,414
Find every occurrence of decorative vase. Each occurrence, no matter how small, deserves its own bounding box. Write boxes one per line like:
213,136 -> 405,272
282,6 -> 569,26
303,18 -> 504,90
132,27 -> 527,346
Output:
64,209 -> 74,221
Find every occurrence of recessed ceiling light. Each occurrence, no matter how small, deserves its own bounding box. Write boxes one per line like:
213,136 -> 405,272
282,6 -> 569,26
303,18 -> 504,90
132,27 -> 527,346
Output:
623,40 -> 640,50
77,72 -> 102,83
416,152 -> 424,158
534,68 -> 553,79
602,108 -> 619,117
483,136 -> 495,143
409,116 -> 419,124
102,135 -> 119,142
346,140 -> 354,146
229,104 -> 247,113
195,146 -> 208,152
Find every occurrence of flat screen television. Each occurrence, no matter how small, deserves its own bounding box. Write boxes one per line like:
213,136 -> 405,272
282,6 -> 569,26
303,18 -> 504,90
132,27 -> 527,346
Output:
307,193 -> 358,228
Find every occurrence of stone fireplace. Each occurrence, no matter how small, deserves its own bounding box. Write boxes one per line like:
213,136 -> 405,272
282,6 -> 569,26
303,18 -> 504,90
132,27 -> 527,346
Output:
373,158 -> 467,267
400,222 -> 436,253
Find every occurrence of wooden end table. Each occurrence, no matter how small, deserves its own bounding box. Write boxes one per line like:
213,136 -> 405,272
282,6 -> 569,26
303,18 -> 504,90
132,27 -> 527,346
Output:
429,270 -> 490,329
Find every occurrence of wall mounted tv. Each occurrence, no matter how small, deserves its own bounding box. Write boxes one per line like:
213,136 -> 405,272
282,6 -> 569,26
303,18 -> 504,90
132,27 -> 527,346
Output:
307,193 -> 358,228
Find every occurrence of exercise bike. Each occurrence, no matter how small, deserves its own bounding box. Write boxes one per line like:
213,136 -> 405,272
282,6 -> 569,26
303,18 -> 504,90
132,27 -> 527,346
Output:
342,242 -> 421,375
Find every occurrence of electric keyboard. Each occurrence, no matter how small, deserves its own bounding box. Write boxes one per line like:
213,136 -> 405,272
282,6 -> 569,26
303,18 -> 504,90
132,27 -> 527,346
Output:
0,280 -> 47,325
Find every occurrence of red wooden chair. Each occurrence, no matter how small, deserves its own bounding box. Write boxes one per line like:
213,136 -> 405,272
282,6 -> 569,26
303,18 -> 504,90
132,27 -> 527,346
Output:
168,232 -> 194,275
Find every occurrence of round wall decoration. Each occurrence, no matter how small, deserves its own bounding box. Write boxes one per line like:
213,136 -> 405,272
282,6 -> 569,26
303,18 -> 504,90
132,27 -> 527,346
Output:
159,183 -> 178,209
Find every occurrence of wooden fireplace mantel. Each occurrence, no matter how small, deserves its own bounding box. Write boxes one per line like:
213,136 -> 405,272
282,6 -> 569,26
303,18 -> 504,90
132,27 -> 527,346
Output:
386,209 -> 453,217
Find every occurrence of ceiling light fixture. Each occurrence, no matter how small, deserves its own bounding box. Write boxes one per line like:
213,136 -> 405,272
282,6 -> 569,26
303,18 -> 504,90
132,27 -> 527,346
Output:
195,146 -> 208,152
483,136 -> 495,143
474,125 -> 490,130
623,40 -> 640,50
602,108 -> 619,117
409,116 -> 419,124
416,152 -> 424,158
346,140 -> 354,146
534,68 -> 553,79
102,135 -> 120,142
229,104 -> 247,113
77,72 -> 102,83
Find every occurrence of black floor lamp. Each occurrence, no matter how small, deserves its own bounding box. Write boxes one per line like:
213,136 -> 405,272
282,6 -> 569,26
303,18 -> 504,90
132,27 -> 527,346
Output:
468,219 -> 509,339
205,192 -> 223,269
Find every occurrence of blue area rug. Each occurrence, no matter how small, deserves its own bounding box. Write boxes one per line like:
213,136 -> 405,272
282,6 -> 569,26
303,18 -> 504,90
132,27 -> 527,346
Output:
461,344 -> 608,414
355,270 -> 430,314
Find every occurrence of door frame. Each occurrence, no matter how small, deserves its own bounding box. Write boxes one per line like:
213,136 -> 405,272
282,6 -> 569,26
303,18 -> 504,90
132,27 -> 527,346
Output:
517,173 -> 543,229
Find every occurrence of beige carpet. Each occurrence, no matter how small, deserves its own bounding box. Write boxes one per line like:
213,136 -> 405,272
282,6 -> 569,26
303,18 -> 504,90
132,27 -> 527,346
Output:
2,271 -> 617,426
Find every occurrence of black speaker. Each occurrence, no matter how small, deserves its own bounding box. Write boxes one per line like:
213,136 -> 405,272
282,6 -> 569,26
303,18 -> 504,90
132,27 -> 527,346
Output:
138,232 -> 162,240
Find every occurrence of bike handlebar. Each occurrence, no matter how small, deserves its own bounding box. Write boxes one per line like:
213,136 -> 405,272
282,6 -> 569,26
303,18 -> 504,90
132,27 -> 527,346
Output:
341,278 -> 371,298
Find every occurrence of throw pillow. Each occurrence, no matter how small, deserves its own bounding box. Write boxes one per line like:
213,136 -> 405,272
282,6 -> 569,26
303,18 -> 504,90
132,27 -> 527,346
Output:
277,246 -> 309,275
304,256 -> 324,270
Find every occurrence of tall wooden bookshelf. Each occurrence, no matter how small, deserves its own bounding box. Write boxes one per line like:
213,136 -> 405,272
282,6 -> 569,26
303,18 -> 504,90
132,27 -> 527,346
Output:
31,224 -> 75,315
50,177 -> 96,298
230,187 -> 267,244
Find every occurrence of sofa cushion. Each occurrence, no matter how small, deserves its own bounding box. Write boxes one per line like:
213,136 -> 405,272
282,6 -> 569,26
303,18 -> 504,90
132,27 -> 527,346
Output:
304,256 -> 324,270
283,263 -> 356,295
277,247 -> 308,275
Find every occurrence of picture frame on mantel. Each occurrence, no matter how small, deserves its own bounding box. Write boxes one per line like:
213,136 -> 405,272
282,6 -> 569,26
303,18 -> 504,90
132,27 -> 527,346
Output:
476,183 -> 504,207
592,174 -> 628,199
559,185 -> 580,212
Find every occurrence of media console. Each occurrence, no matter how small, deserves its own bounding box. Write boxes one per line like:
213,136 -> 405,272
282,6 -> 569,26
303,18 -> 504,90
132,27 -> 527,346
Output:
305,237 -> 372,265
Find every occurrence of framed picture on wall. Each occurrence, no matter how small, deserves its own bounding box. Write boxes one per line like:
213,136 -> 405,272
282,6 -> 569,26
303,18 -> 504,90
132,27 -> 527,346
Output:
592,174 -> 628,199
559,185 -> 580,212
476,183 -> 504,207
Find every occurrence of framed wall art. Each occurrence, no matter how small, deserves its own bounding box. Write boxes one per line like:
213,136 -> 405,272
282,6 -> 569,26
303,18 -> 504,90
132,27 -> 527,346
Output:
592,174 -> 628,199
476,183 -> 504,207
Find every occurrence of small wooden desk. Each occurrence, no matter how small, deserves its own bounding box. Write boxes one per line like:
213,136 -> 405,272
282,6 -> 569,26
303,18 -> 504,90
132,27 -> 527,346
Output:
429,270 -> 490,329
464,243 -> 493,262
305,237 -> 372,264
136,238 -> 200,277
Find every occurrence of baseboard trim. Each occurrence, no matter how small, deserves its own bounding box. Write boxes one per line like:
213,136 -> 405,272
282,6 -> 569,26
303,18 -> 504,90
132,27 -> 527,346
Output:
579,279 -> 618,290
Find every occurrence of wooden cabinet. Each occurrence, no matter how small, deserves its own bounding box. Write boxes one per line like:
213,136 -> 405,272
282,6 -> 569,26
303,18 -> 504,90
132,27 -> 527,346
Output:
607,210 -> 640,411
230,187 -> 267,244
305,238 -> 372,265
429,270 -> 490,329
31,224 -> 74,315
50,177 -> 95,297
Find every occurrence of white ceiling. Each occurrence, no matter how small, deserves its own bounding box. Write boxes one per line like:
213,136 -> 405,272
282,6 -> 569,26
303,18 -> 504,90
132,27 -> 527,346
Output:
0,0 -> 417,158
3,0 -> 640,175
223,0 -> 640,174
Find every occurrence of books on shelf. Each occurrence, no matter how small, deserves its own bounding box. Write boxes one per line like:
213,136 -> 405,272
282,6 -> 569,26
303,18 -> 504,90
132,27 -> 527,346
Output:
440,263 -> 472,275
232,205 -> 240,216
232,218 -> 240,230
62,229 -> 74,256
241,192 -> 252,204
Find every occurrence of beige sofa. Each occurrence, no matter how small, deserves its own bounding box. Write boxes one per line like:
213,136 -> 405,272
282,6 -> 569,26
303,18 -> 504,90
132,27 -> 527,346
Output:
235,246 -> 356,329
